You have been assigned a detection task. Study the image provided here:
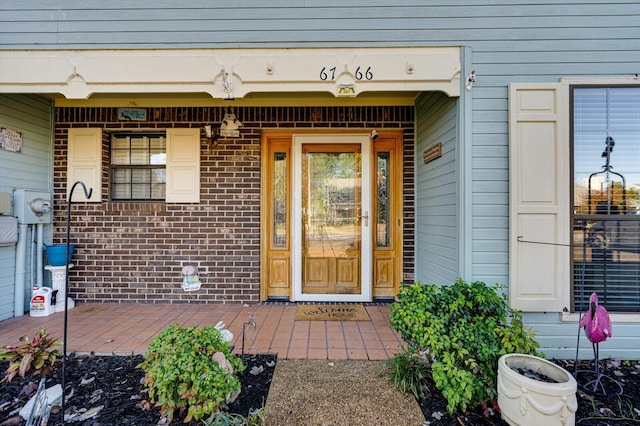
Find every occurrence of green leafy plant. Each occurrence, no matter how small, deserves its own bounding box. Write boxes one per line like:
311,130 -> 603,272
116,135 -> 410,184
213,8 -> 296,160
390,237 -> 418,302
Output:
390,279 -> 540,414
204,406 -> 265,426
0,329 -> 61,382
138,324 -> 245,423
381,346 -> 431,399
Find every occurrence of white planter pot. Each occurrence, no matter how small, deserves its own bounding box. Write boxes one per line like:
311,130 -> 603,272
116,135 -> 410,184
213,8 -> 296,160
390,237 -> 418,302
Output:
498,354 -> 578,426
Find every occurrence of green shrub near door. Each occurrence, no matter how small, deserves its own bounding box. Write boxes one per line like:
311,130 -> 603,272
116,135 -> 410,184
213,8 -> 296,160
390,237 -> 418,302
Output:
389,279 -> 540,414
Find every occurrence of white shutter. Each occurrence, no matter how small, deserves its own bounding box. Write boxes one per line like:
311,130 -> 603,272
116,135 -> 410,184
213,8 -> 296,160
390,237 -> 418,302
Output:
67,128 -> 102,202
509,83 -> 570,312
166,128 -> 200,203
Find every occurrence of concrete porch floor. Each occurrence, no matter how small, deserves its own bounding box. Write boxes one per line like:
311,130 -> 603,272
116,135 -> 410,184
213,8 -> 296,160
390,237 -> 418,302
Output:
0,302 -> 405,360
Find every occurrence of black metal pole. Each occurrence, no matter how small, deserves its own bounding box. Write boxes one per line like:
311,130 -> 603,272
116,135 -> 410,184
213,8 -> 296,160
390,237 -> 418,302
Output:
574,223 -> 587,376
61,181 -> 92,423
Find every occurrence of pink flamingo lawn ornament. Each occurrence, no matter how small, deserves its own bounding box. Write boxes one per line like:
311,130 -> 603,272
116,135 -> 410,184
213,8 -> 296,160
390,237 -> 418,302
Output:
578,292 -> 621,395
579,292 -> 612,351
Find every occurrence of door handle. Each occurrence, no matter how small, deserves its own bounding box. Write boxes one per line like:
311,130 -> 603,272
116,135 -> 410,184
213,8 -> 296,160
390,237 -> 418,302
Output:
360,211 -> 369,227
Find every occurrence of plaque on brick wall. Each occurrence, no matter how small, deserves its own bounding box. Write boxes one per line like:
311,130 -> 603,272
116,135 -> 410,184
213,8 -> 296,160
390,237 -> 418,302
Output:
118,108 -> 147,121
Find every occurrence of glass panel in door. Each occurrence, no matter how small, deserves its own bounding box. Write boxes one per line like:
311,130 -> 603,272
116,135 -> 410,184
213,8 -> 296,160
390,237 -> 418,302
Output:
301,144 -> 362,294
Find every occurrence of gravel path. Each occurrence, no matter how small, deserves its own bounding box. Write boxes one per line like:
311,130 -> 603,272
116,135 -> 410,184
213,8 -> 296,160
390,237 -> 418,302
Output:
264,359 -> 425,426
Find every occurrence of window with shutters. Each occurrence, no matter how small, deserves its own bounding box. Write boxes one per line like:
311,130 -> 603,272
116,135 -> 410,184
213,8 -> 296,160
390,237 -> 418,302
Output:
572,86 -> 640,313
68,127 -> 199,204
110,132 -> 166,201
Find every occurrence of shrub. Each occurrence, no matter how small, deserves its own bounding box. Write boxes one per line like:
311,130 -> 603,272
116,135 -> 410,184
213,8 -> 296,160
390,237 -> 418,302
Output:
0,329 -> 61,382
389,279 -> 540,414
138,324 -> 245,423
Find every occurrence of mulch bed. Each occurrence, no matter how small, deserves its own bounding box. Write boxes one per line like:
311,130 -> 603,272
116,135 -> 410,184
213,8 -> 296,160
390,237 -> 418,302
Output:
417,358 -> 640,425
0,353 -> 275,425
1,355 -> 639,425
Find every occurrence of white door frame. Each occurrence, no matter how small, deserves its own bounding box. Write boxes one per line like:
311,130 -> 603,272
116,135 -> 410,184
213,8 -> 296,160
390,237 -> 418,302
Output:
292,134 -> 372,302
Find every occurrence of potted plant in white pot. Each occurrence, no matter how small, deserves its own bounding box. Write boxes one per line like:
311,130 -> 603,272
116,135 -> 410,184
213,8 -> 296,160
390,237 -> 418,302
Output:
498,353 -> 578,426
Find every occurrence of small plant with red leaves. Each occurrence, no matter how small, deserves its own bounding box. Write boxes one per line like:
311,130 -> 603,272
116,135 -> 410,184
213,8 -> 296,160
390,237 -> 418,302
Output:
0,329 -> 62,382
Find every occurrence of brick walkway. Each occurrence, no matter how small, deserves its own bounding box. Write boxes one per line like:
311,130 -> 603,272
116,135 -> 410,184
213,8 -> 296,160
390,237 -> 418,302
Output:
0,303 -> 404,360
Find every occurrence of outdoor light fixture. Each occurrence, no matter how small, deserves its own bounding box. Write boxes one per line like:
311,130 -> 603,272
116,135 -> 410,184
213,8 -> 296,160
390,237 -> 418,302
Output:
337,83 -> 356,97
202,124 -> 218,147
370,130 -> 379,141
465,69 -> 476,91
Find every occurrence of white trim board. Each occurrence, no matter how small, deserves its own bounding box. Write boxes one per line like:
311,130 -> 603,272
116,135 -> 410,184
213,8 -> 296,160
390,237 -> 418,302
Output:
0,47 -> 461,100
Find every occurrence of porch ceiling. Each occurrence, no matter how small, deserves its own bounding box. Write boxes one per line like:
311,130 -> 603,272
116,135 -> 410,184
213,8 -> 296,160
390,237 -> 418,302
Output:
0,47 -> 461,106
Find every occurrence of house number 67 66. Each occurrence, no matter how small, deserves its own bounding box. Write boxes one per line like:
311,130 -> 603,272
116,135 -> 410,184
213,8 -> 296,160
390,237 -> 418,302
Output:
319,66 -> 374,81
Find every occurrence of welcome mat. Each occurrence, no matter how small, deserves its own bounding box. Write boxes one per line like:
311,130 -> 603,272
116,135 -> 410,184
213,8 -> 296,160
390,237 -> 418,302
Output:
295,304 -> 370,321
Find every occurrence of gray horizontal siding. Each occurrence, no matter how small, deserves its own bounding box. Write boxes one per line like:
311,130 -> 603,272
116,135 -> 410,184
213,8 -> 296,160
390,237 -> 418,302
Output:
0,97 -> 52,190
5,16 -> 639,33
0,94 -> 53,320
414,91 -> 459,286
1,1 -> 638,48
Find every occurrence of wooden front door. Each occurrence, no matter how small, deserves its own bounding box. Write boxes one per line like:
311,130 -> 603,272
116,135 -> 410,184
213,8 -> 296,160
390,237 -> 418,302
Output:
300,143 -> 363,295
293,135 -> 371,301
260,131 -> 402,302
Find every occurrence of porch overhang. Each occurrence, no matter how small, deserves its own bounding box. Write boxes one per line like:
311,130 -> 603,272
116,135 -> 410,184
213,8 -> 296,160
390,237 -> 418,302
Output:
0,47 -> 461,106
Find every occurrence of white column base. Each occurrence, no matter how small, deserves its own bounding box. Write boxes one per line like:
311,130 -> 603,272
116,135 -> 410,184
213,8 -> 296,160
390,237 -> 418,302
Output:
55,298 -> 75,312
44,264 -> 75,313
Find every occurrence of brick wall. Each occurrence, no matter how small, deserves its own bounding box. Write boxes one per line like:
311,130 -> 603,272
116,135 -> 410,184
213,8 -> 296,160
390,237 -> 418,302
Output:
54,106 -> 414,303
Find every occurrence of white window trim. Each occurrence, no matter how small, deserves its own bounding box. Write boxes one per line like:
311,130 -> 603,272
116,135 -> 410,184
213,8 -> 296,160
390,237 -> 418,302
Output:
561,77 -> 640,85
110,132 -> 167,201
567,80 -> 640,322
562,312 -> 640,323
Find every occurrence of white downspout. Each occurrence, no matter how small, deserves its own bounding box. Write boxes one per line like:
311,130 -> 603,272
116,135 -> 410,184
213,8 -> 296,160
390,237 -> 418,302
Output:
14,223 -> 28,317
31,226 -> 36,289
37,223 -> 44,286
